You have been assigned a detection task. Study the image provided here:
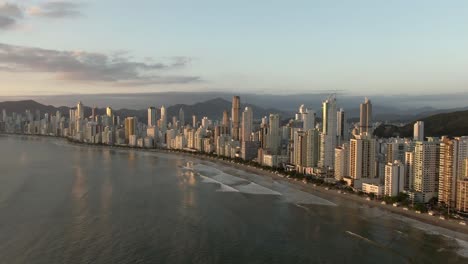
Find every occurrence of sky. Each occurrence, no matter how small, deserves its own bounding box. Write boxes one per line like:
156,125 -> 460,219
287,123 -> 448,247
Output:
1,0 -> 468,96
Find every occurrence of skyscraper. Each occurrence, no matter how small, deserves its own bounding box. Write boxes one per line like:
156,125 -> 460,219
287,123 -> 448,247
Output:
125,117 -> 136,143
160,106 -> 167,129
359,97 -> 372,135
148,107 -> 157,127
319,94 -> 337,168
241,107 -> 253,142
179,108 -> 185,127
385,160 -> 405,197
302,110 -> 315,131
192,115 -> 197,128
268,114 -> 281,155
232,96 -> 240,141
336,108 -> 346,145
438,136 -> 468,208
413,138 -> 440,203
334,144 -> 349,180
414,121 -> 424,141
106,106 -> 113,117
350,134 -> 377,182
91,106 -> 97,119
76,101 -> 84,120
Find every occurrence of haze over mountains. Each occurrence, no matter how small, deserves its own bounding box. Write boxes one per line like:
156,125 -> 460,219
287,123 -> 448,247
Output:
0,98 -> 291,122
1,92 -> 467,122
0,92 -> 468,122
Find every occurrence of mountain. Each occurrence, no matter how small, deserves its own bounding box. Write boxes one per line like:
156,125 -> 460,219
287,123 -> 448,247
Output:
5,92 -> 468,118
374,110 -> 468,138
166,98 -> 292,121
0,98 -> 292,124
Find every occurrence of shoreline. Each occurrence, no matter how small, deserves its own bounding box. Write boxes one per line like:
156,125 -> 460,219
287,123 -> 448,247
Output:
2,132 -> 468,236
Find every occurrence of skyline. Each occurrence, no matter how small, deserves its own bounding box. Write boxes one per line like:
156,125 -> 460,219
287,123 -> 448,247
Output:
2,0 -> 468,96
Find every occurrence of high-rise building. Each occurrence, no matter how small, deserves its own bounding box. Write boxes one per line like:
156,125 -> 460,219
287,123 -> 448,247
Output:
334,143 -> 349,180
438,136 -> 468,208
319,94 -> 337,169
91,106 -> 97,119
404,151 -> 414,190
385,160 -> 405,197
306,128 -> 321,168
76,101 -> 84,120
125,117 -> 137,143
414,121 -> 424,141
241,107 -> 253,142
148,107 -> 157,127
268,114 -> 281,155
232,96 -> 241,141
293,131 -> 307,169
439,137 -> 458,207
303,110 -> 316,131
412,138 -> 440,203
457,179 -> 468,213
359,97 -> 372,135
179,108 -> 185,127
350,134 -> 377,181
106,106 -> 113,117
386,138 -> 407,164
160,106 -> 167,129
337,108 -> 346,145
192,115 -> 197,128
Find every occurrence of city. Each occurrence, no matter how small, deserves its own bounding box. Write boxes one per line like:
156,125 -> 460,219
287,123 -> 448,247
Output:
1,95 -> 467,221
2,0 -> 468,262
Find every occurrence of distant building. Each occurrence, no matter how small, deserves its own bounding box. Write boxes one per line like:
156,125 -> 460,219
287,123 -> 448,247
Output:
319,94 -> 337,169
413,121 -> 424,141
231,96 -> 240,141
359,97 -> 372,135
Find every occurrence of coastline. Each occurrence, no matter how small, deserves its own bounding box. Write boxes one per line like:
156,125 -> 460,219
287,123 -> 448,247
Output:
2,133 -> 468,236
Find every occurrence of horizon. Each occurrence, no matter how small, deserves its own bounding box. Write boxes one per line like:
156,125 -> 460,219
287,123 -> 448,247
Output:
2,1 -> 468,96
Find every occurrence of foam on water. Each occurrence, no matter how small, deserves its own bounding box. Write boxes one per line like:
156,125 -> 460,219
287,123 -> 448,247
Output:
199,175 -> 239,193
192,162 -> 337,206
235,182 -> 282,196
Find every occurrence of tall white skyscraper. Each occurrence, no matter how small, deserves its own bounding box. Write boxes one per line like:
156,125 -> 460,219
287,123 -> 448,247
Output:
241,107 -> 253,142
359,97 -> 372,135
319,94 -> 337,168
414,121 -> 424,141
160,106 -> 167,129
148,107 -> 157,127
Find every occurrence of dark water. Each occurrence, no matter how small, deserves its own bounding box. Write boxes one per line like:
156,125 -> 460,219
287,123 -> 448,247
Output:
0,135 -> 466,264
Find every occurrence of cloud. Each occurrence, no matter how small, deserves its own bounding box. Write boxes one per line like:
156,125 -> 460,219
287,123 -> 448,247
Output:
27,1 -> 83,18
0,43 -> 201,85
0,2 -> 23,29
